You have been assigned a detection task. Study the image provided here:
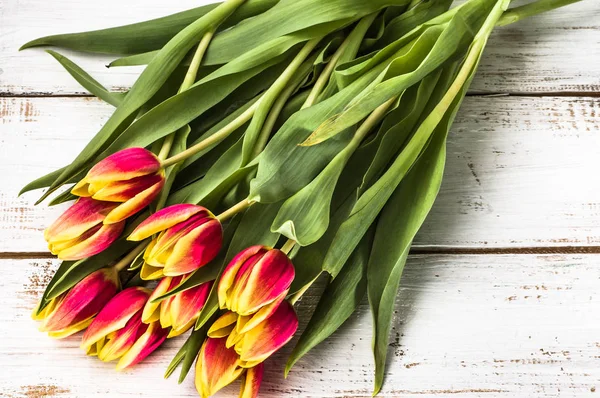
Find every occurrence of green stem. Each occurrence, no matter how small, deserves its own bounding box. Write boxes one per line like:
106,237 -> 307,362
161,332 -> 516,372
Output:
114,242 -> 149,272
160,101 -> 260,168
280,239 -> 296,255
251,37 -> 322,158
157,30 -> 215,161
289,274 -> 319,305
216,198 -> 253,222
497,0 -> 583,27
302,14 -> 377,109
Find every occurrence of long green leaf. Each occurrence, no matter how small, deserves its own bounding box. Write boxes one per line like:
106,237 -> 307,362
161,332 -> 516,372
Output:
21,0 -> 279,53
46,50 -> 125,106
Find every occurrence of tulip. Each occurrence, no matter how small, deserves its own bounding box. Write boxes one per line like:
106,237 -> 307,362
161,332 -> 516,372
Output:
44,197 -> 126,260
128,204 -> 223,280
142,276 -> 213,338
71,147 -> 165,224
208,301 -> 298,369
33,268 -> 120,339
194,337 -> 263,398
218,246 -> 294,316
81,287 -> 169,370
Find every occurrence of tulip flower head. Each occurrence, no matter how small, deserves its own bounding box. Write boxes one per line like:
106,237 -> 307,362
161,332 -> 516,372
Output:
208,301 -> 298,368
72,148 -> 165,224
81,287 -> 169,370
195,336 -> 263,398
44,197 -> 126,260
128,204 -> 223,280
142,276 -> 213,338
33,268 -> 120,339
218,246 -> 295,317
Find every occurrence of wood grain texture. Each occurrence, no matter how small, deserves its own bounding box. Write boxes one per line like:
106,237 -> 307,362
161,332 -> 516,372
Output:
1,95 -> 599,253
1,254 -> 598,397
0,0 -> 598,95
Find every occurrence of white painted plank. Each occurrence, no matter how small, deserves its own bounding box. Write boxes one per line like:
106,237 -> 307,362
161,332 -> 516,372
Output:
1,254 -> 598,397
0,0 -> 599,95
1,95 -> 599,253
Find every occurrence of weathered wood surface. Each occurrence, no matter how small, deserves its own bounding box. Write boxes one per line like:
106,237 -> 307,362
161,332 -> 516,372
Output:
1,95 -> 599,253
1,254 -> 598,397
0,0 -> 599,95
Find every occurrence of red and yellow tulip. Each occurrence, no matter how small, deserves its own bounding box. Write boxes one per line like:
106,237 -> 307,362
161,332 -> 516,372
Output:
44,197 -> 126,260
33,267 -> 120,339
81,287 -> 169,370
195,336 -> 263,398
72,148 -> 165,224
142,276 -> 213,338
218,246 -> 295,316
128,204 -> 223,280
208,301 -> 298,368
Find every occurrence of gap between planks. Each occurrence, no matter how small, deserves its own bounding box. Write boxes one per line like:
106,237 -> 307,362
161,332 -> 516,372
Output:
3,245 -> 600,260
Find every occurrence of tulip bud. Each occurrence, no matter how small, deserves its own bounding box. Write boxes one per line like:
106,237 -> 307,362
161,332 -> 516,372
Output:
128,204 -> 223,280
71,147 -> 165,224
44,197 -> 126,260
218,246 -> 294,316
33,268 -> 120,339
81,287 -> 169,370
208,301 -> 298,369
195,337 -> 263,398
142,276 -> 213,338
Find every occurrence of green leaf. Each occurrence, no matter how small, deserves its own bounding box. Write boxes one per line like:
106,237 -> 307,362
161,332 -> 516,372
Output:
46,50 -> 126,107
165,316 -> 213,384
47,189 -> 77,206
249,59 -> 388,204
194,202 -> 282,330
302,0 -> 494,146
21,0 -> 279,53
285,227 -> 373,375
40,0 -> 250,203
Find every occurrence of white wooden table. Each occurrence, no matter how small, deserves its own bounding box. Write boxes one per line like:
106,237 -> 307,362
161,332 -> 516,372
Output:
1,1 -> 600,397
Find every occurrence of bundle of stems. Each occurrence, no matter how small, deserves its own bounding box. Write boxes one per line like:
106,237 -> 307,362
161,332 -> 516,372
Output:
21,0 -> 582,395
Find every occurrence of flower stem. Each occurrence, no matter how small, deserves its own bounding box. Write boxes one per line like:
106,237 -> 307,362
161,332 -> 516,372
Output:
158,30 -> 215,162
216,198 -> 253,222
289,274 -> 319,305
161,101 -> 260,168
114,242 -> 149,272
280,239 -> 296,255
251,37 -> 322,159
302,14 -> 377,109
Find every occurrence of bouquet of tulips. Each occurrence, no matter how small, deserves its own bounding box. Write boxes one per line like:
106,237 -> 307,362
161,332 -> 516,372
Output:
21,0 -> 581,396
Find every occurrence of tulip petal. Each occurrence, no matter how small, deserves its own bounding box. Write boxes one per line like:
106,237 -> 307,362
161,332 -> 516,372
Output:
92,173 -> 162,202
140,261 -> 165,280
98,311 -> 148,362
168,281 -> 212,333
142,277 -> 174,324
237,301 -> 298,364
230,249 -> 294,315
218,246 -> 268,310
86,148 -> 161,185
103,175 -> 165,224
208,311 -> 238,338
195,337 -> 244,398
128,204 -> 209,241
56,221 -> 125,261
82,287 -> 150,350
41,268 -> 119,333
239,364 -> 263,398
238,289 -> 287,334
47,317 -> 94,339
45,198 -> 117,243
164,220 -> 222,276
115,322 -> 169,370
